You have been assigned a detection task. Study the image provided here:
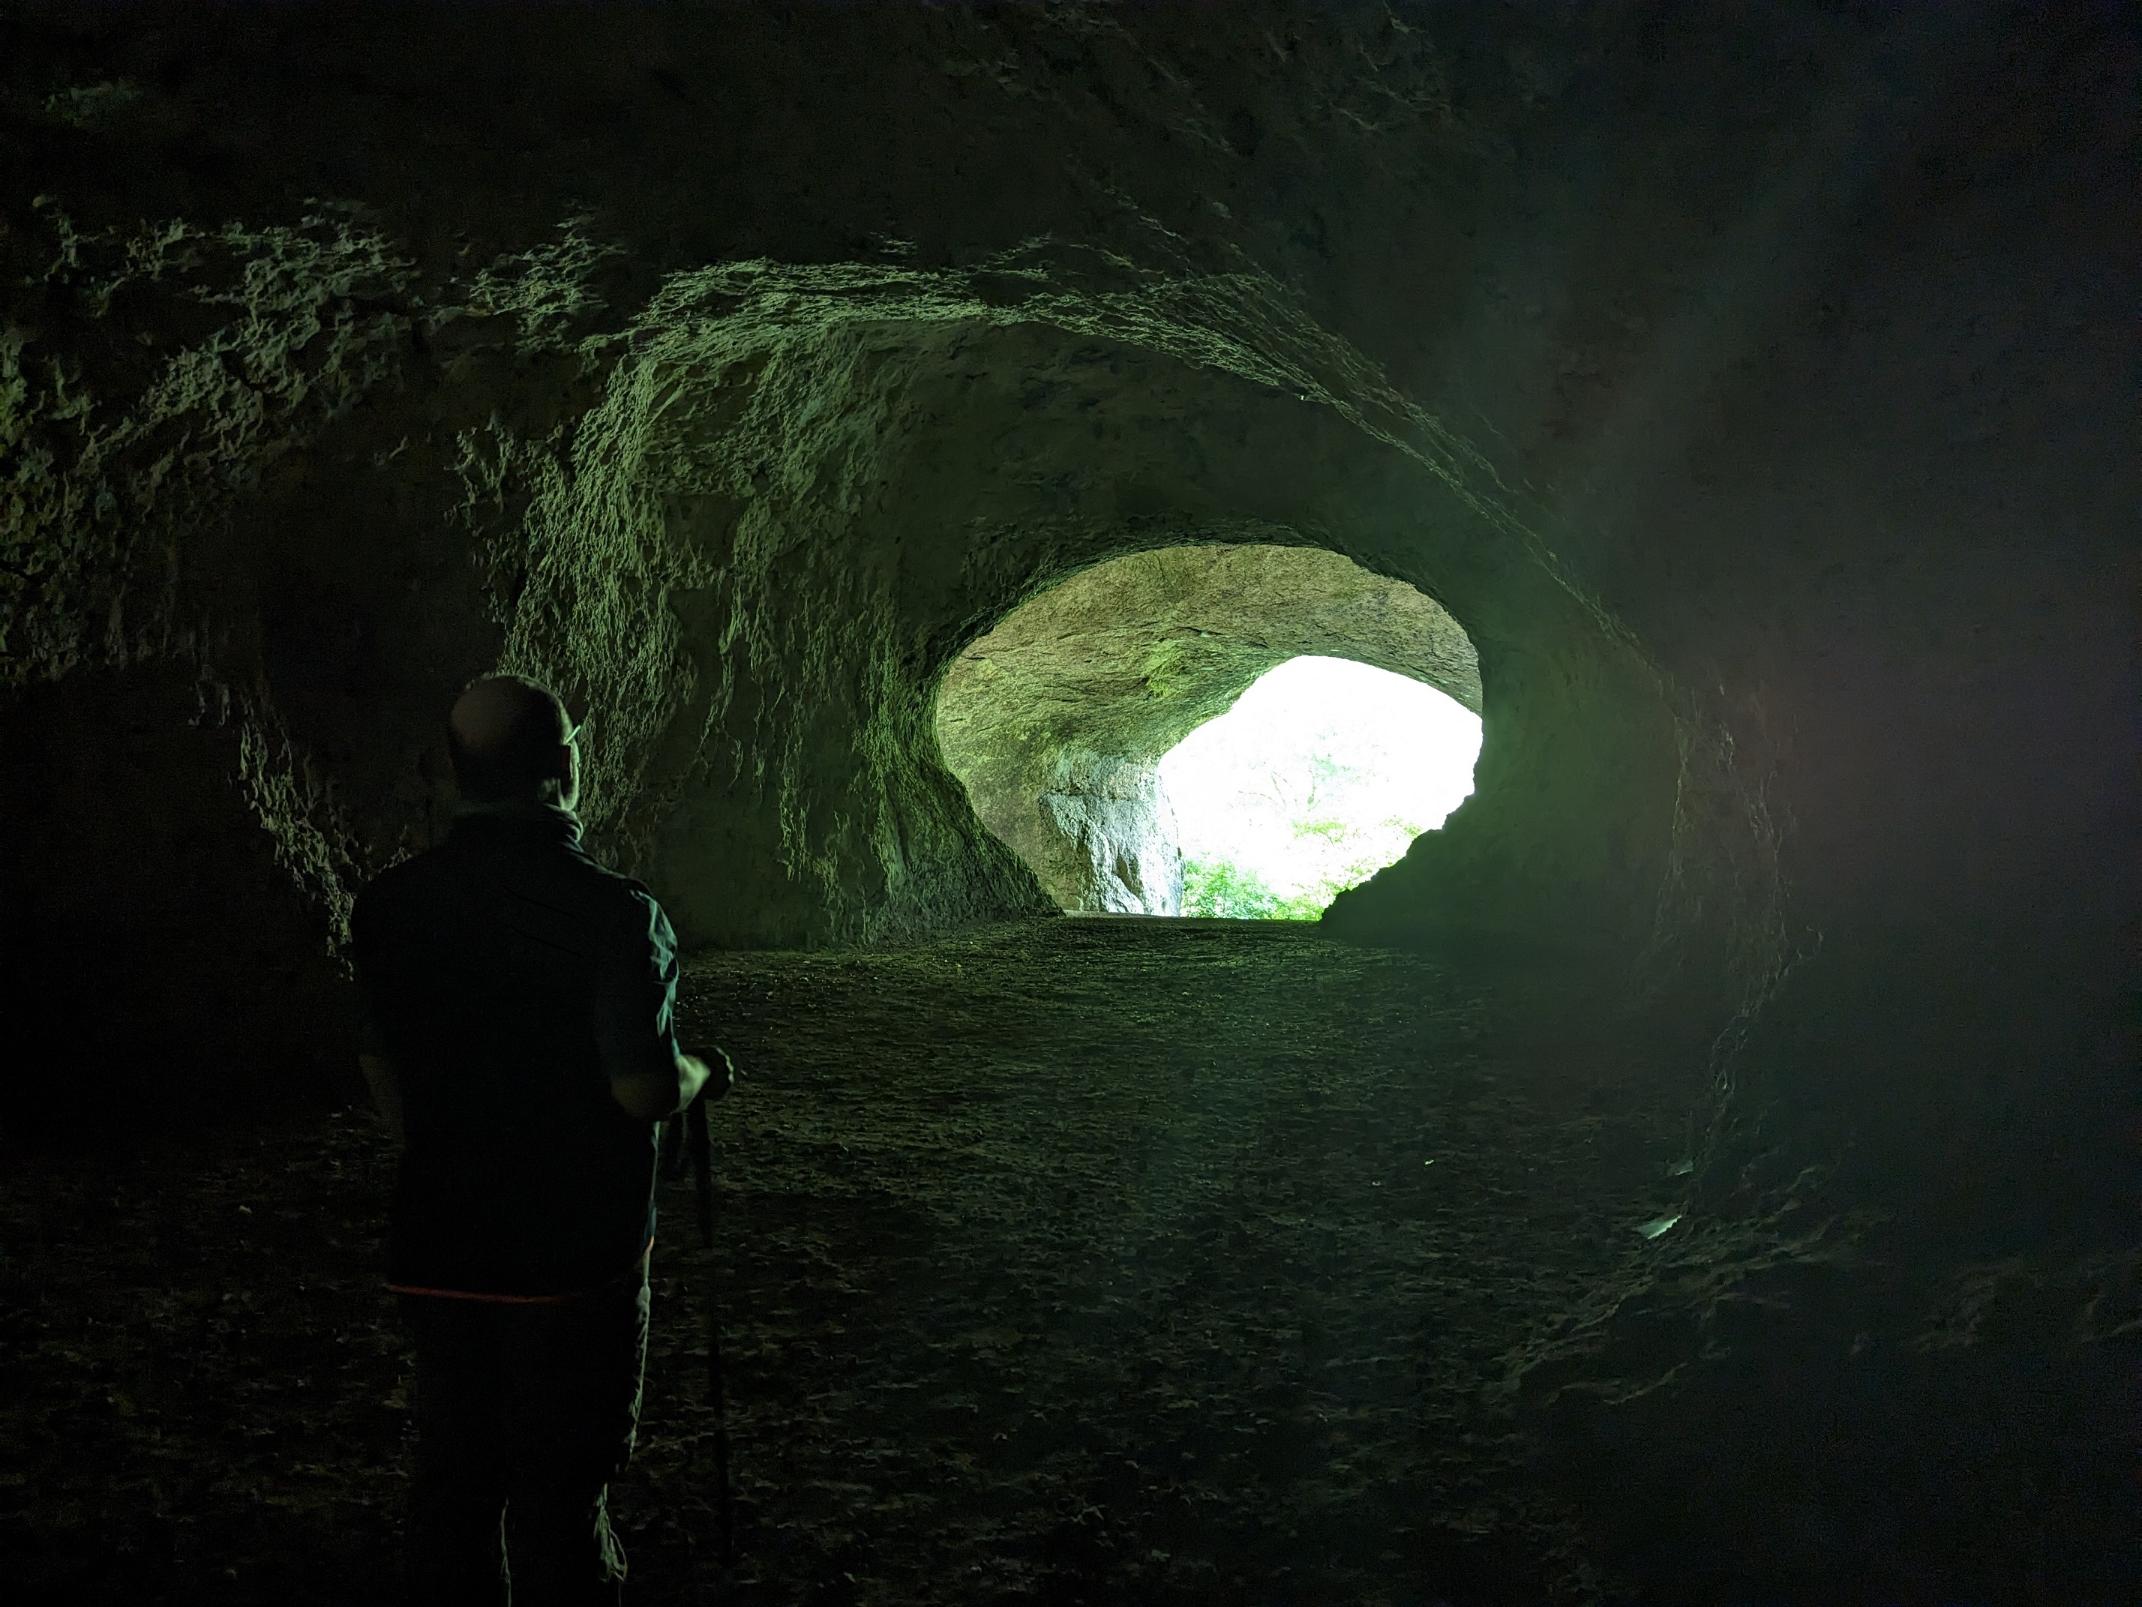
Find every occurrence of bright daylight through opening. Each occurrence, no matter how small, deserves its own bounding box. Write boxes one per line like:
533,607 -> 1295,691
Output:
1160,656 -> 1482,919
932,544 -> 1482,918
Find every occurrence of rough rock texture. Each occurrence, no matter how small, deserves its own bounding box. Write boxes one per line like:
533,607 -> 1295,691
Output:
0,5 -> 1725,995
934,543 -> 1480,911
1038,749 -> 1184,915
1,1 -> 2134,1598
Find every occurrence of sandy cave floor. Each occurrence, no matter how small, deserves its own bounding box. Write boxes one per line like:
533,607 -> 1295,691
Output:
0,918 -> 1713,1606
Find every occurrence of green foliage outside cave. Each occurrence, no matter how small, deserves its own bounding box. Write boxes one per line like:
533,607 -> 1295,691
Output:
1180,855 -> 1324,920
1178,800 -> 1434,921
1162,658 -> 1481,921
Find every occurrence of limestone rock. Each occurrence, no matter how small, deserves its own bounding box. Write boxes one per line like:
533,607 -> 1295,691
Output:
934,542 -> 1478,912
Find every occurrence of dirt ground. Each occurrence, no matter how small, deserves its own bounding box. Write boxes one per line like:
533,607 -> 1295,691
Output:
0,918 -> 1716,1605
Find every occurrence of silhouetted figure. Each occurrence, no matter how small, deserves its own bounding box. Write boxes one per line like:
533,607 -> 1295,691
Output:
352,674 -> 734,1606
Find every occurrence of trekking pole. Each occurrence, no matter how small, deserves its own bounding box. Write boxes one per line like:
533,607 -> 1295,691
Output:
685,1083 -> 738,1587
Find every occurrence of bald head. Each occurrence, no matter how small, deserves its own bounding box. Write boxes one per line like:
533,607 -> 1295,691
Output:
448,675 -> 580,807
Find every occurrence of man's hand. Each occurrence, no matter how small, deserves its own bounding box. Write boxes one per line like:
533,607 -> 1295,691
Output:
614,1048 -> 739,1123
613,1049 -> 708,1123
699,1047 -> 743,1102
660,1050 -> 741,1183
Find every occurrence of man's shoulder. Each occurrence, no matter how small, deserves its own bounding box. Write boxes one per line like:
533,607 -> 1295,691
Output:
601,870 -> 674,941
524,846 -> 675,950
566,848 -> 664,914
352,846 -> 433,913
352,832 -> 669,938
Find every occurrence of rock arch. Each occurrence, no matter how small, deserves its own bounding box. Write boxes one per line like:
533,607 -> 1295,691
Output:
932,543 -> 1481,913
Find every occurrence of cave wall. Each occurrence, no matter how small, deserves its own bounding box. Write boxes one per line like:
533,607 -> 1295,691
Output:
1039,749 -> 1185,916
0,1 -> 2130,1270
0,4 -> 1735,978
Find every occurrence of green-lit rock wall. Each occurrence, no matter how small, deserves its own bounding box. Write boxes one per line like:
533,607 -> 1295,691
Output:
0,0 -> 2129,1263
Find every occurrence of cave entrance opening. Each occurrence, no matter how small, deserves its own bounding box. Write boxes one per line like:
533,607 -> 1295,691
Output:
1159,655 -> 1481,920
933,542 -> 1484,919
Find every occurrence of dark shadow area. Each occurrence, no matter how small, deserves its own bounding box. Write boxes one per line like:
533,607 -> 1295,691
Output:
10,920 -> 2125,1604
0,920 -> 1709,1606
0,666 -> 358,1146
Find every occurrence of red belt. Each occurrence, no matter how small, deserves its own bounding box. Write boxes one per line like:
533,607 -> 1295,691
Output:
387,1237 -> 653,1303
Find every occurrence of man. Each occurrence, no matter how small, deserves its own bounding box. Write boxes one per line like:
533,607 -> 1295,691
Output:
351,673 -> 734,1605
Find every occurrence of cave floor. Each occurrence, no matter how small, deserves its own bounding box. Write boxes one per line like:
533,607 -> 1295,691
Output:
0,917 -> 1709,1606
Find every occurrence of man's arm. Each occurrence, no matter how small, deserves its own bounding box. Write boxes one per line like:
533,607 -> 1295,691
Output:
600,888 -> 725,1123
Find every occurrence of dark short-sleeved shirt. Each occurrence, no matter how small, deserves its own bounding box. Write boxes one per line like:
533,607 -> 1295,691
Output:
351,803 -> 680,1298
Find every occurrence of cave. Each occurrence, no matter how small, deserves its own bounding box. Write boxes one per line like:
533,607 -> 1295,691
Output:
1,5 -> 2133,1604
933,543 -> 1484,916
